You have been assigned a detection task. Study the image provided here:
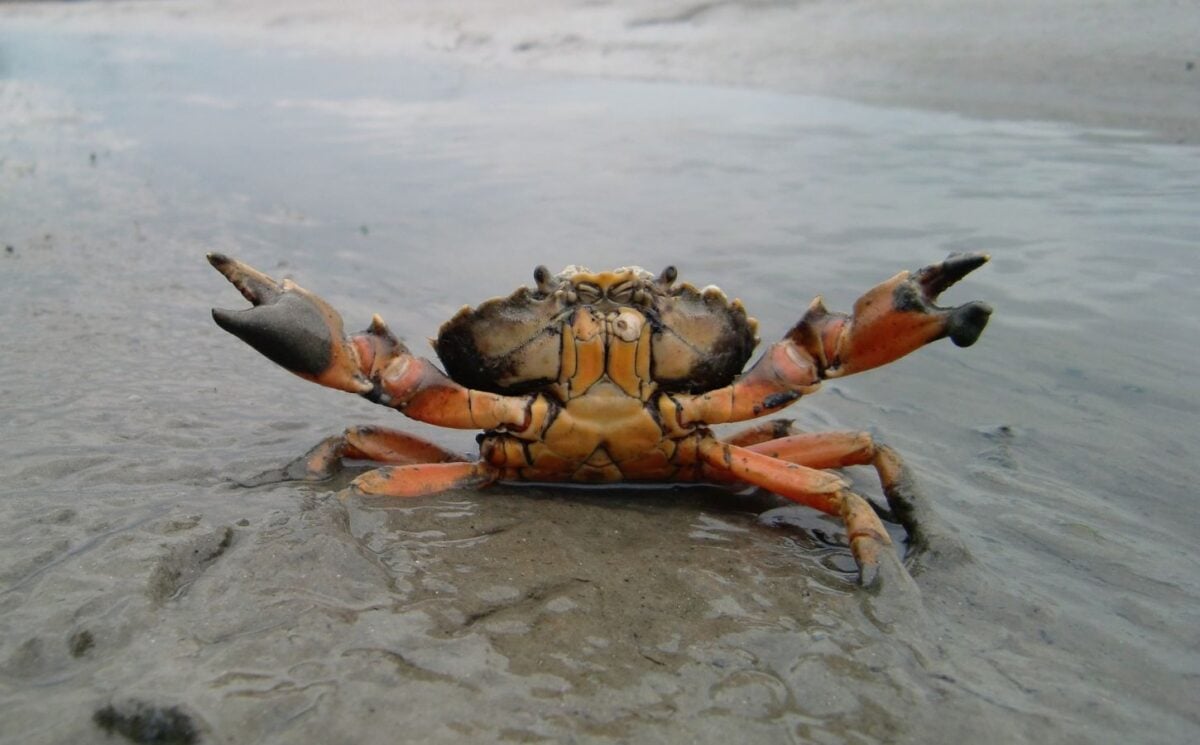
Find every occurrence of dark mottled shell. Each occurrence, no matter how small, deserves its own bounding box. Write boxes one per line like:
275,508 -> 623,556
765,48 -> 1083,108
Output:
434,270 -> 758,396
435,288 -> 567,395
649,283 -> 758,393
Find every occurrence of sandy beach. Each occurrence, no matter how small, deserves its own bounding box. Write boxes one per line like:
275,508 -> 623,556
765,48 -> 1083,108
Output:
6,0 -> 1200,142
2,2 -> 1198,744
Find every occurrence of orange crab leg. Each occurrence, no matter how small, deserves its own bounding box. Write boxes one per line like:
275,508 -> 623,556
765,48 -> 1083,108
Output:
743,431 -> 931,554
371,350 -> 537,431
721,419 -> 799,447
340,426 -> 464,464
662,253 -> 992,429
348,461 -> 498,498
237,425 -> 468,486
288,425 -> 467,480
745,431 -> 878,470
697,437 -> 892,585
209,254 -> 538,433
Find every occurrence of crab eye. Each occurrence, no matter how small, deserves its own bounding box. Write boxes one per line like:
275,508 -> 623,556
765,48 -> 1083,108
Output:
532,265 -> 557,296
608,281 -> 635,304
575,283 -> 602,304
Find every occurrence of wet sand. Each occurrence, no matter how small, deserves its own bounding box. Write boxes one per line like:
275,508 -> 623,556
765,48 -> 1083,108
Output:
2,3 -> 1199,744
6,0 -> 1200,143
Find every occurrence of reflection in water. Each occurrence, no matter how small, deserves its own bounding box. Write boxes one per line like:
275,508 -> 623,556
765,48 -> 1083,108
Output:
1,26 -> 1198,745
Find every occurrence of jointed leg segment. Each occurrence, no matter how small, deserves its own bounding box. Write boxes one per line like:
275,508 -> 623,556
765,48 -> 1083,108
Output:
288,425 -> 466,480
696,437 -> 892,585
349,461 -> 497,498
744,430 -> 928,551
241,425 -> 468,487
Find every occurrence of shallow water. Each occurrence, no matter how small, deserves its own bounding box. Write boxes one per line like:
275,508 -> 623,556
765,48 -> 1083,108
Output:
1,24 -> 1198,744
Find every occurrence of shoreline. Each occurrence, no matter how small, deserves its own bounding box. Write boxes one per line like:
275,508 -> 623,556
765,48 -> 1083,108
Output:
4,0 -> 1199,143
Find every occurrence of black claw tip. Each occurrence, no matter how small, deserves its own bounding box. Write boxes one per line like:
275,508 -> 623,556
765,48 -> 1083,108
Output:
212,293 -> 333,375
207,252 -> 231,269
946,301 -> 993,347
918,252 -> 990,297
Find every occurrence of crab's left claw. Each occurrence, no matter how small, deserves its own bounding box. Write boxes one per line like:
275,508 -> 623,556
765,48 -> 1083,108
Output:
792,252 -> 993,379
208,253 -> 374,395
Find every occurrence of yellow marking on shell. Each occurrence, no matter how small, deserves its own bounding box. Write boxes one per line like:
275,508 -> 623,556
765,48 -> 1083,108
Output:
585,447 -> 615,468
606,310 -> 646,399
522,395 -> 552,439
561,267 -> 646,290
614,448 -> 674,478
635,315 -> 652,398
553,317 -> 577,402
538,382 -> 662,462
567,310 -> 605,397
560,319 -> 578,380
574,463 -> 624,483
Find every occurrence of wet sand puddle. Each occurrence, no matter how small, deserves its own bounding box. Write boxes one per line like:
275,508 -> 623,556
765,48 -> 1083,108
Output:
1,25 -> 1198,744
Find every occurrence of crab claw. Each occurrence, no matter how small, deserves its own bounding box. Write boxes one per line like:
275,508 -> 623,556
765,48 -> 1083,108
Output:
911,252 -> 993,348
208,253 -> 373,394
793,253 -> 992,378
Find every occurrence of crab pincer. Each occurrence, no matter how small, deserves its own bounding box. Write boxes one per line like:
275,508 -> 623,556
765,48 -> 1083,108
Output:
792,252 -> 993,378
208,253 -> 373,395
910,252 -> 994,347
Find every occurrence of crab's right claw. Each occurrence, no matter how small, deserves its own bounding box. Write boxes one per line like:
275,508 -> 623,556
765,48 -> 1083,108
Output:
208,253 -> 373,394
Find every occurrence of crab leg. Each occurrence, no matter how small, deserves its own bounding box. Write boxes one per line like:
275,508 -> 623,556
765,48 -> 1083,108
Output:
246,425 -> 467,485
696,437 -> 892,586
743,431 -> 928,551
722,419 -> 799,447
347,461 -> 498,498
209,254 -> 536,432
746,430 -> 878,470
661,253 -> 992,428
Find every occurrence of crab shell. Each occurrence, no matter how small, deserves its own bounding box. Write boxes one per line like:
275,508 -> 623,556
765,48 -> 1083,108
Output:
434,265 -> 760,396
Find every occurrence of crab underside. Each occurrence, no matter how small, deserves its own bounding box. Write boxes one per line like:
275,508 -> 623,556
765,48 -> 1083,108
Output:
210,253 -> 991,586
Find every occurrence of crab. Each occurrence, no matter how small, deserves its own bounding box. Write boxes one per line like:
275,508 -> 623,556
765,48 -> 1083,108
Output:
209,253 -> 991,585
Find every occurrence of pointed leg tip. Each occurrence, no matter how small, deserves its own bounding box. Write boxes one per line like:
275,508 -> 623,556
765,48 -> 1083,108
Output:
947,301 -> 993,347
348,469 -> 388,496
858,562 -> 881,588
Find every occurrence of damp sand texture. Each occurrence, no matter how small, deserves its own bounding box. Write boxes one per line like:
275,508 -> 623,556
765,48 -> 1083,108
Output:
2,7 -> 1199,745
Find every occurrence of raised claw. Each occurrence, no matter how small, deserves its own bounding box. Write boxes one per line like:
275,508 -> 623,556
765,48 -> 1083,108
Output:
208,254 -> 373,394
791,252 -> 993,378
